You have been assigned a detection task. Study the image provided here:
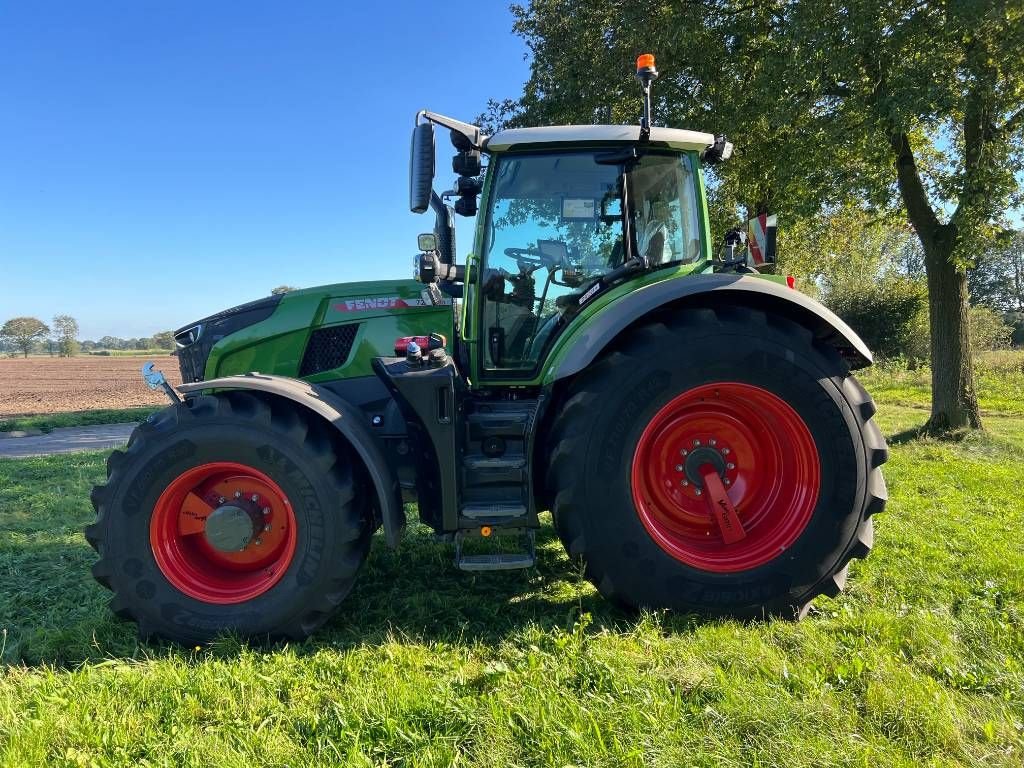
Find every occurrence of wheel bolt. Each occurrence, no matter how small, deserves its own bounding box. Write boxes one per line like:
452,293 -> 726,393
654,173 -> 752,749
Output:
234,491 -> 242,499
709,439 -> 717,446
263,524 -> 271,532
693,439 -> 701,447
254,538 -> 263,546
251,494 -> 259,503
727,462 -> 735,469
724,478 -> 731,486
695,488 -> 702,496
675,464 -> 684,472
722,448 -> 730,455
262,507 -> 271,516
681,480 -> 689,486
680,449 -> 688,456
218,497 -> 226,505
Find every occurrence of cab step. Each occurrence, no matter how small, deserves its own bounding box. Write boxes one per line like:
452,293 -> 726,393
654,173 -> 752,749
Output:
460,502 -> 529,526
455,530 -> 536,571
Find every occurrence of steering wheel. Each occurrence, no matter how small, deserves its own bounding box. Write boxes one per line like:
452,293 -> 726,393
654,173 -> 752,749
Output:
503,246 -> 545,266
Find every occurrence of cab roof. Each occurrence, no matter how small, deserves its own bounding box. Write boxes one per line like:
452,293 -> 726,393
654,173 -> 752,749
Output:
484,125 -> 715,153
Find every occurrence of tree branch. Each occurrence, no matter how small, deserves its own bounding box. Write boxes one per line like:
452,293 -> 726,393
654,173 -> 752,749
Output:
1000,105 -> 1024,137
889,132 -> 940,241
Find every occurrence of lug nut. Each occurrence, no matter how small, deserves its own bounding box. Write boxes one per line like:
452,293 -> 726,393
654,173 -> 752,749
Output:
675,464 -> 684,472
724,478 -> 731,486
722,448 -> 730,455
251,494 -> 259,503
254,538 -> 263,546
709,439 -> 717,446
680,449 -> 688,456
234,491 -> 242,499
218,497 -> 226,505
681,480 -> 689,486
693,439 -> 701,447
263,524 -> 272,532
727,462 -> 735,469
695,488 -> 702,496
262,507 -> 271,516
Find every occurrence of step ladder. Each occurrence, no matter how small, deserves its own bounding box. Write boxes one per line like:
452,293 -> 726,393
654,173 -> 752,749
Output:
454,529 -> 536,571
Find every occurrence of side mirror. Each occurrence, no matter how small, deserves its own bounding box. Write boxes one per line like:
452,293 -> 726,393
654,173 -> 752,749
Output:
410,122 -> 435,214
747,214 -> 777,266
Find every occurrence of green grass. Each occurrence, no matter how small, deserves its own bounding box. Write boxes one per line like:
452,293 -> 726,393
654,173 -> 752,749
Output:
0,407 -> 159,434
0,386 -> 1022,765
858,349 -> 1024,416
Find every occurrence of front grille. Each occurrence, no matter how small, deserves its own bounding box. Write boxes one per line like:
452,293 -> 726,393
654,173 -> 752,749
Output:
299,324 -> 359,377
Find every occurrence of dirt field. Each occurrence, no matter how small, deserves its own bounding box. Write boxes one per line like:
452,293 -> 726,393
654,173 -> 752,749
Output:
0,356 -> 182,416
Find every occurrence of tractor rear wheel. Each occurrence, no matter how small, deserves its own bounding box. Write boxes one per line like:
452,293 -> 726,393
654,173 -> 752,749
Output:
547,305 -> 887,618
86,391 -> 372,643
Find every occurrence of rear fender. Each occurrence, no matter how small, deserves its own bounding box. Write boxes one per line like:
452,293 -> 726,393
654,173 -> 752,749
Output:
546,273 -> 873,383
177,374 -> 404,546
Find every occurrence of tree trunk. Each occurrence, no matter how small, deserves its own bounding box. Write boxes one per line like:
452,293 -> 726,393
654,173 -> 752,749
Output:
923,236 -> 982,431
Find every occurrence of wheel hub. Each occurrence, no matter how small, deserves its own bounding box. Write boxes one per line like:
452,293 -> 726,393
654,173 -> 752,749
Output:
682,445 -> 728,487
204,503 -> 261,552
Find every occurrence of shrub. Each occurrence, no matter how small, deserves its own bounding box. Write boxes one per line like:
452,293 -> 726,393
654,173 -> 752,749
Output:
824,277 -> 927,361
969,306 -> 1013,351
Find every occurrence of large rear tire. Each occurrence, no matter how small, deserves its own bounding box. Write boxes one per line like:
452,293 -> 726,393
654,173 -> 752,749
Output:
547,305 -> 887,618
86,391 -> 372,643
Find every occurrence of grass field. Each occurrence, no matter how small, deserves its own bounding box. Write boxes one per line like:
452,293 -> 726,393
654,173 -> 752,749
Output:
0,367 -> 1022,765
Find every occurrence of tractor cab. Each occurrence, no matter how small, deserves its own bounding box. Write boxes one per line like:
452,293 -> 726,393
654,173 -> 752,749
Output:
409,56 -> 734,381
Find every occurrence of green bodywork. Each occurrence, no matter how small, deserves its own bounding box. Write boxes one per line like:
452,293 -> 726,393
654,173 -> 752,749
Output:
205,280 -> 454,381
201,146 -> 775,388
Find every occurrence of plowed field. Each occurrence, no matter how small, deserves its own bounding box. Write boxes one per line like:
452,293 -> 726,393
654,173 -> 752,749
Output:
0,356 -> 181,416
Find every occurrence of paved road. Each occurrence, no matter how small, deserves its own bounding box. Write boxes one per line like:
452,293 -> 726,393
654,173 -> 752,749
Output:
0,423 -> 137,458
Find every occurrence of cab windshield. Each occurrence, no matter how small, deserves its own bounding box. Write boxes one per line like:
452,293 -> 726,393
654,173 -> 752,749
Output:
479,149 -> 702,372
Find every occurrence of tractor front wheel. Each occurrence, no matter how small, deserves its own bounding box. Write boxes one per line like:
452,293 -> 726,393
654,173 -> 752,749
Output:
547,305 -> 887,618
86,392 -> 372,643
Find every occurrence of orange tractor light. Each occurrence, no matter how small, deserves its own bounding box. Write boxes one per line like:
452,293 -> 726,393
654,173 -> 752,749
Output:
636,53 -> 656,71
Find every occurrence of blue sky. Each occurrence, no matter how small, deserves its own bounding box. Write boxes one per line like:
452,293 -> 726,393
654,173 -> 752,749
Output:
0,1 -> 529,339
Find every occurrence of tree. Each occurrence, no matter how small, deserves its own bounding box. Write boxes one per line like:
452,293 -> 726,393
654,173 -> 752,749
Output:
497,0 -> 1024,432
271,285 -> 298,295
969,230 -> 1024,312
52,314 -> 80,357
0,317 -> 50,357
152,331 -> 175,350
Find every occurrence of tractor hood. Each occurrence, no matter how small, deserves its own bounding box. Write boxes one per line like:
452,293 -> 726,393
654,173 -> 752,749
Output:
173,280 -> 453,384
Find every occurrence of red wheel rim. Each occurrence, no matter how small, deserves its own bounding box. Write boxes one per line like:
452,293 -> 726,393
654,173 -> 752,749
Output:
150,462 -> 297,604
631,382 -> 820,573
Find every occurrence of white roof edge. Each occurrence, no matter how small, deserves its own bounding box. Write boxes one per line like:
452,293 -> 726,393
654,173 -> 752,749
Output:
485,125 -> 715,152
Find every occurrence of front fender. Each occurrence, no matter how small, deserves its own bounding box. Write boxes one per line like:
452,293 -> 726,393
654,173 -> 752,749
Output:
177,373 -> 404,547
545,273 -> 873,383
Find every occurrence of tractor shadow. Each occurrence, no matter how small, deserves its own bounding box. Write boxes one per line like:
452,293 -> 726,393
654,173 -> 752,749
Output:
316,523 -> 643,650
0,522 -> 702,668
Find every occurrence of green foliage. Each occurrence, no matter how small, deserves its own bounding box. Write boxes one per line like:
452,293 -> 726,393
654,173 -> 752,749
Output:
51,314 -> 79,357
970,306 -> 1014,352
0,316 -> 50,358
969,230 -> 1024,312
2,378 -> 1024,764
827,276 -> 927,361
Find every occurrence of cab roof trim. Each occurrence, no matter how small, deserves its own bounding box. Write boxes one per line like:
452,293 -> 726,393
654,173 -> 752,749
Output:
484,125 -> 716,152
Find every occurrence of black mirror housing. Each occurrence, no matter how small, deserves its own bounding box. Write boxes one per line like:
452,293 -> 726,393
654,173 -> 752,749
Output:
410,122 -> 435,213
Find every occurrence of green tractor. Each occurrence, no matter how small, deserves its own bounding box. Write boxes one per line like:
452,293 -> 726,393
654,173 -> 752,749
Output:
87,56 -> 887,643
